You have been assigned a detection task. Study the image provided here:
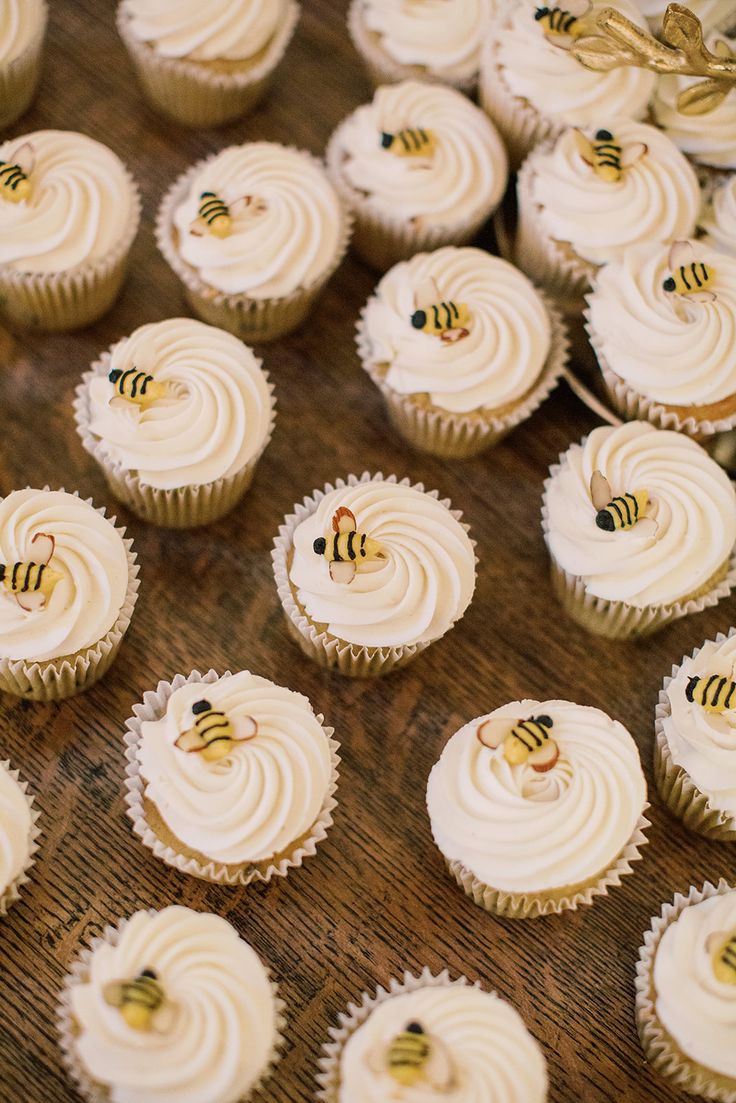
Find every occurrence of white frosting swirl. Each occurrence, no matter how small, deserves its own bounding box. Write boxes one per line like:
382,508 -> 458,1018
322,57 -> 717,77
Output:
0,0 -> 44,63
0,489 -> 129,663
122,0 -> 288,61
333,80 -> 507,225
526,121 -> 700,266
70,907 -> 278,1103
173,142 -> 343,297
587,240 -> 736,406
138,671 -> 333,865
492,0 -> 655,129
653,35 -> 736,170
0,763 -> 32,896
640,0 -> 735,34
361,246 -> 552,413
289,478 -> 476,649
359,0 -> 502,84
654,891 -> 736,1079
427,700 -> 646,894
544,421 -> 736,607
85,318 -> 273,491
0,130 -> 136,274
700,174 -> 736,258
663,635 -> 736,819
340,985 -> 548,1103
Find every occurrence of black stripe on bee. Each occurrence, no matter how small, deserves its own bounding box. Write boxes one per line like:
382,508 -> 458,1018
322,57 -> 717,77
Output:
360,533 -> 367,558
11,563 -> 20,589
512,725 -> 535,751
347,531 -> 356,560
432,304 -> 440,328
680,266 -> 692,290
726,682 -> 736,709
35,563 -> 45,590
332,534 -> 342,562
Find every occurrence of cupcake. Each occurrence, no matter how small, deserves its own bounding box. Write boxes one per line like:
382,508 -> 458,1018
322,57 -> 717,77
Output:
655,629 -> 736,841
117,0 -> 300,128
427,700 -> 649,918
700,174 -> 736,257
123,668 -> 339,884
347,0 -> 502,94
157,141 -> 350,342
325,80 -> 508,272
640,0 -> 736,33
356,246 -> 569,458
516,121 -> 701,311
272,472 -> 476,677
653,33 -> 736,173
0,0 -> 47,129
74,318 -> 275,528
0,759 -> 40,918
586,239 -> 736,437
479,0 -> 655,169
0,488 -> 139,700
318,969 -> 548,1101
58,905 -> 284,1103
0,130 -> 141,332
636,881 -> 736,1100
542,421 -> 736,639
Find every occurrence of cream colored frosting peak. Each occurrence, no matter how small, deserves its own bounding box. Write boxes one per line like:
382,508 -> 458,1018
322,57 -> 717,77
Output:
0,763 -> 32,897
700,175 -> 736,258
123,0 -> 288,61
0,0 -> 44,63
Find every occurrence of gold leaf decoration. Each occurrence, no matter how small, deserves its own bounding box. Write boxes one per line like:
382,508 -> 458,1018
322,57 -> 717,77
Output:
677,79 -> 732,115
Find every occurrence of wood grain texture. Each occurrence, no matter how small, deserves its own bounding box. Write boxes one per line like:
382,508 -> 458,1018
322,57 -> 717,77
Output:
0,2 -> 733,1100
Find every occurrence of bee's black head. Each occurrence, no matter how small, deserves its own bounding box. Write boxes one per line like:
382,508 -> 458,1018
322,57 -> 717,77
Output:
536,715 -> 553,729
108,369 -> 122,383
534,7 -> 549,19
595,129 -> 613,141
411,310 -> 427,329
685,676 -> 699,703
406,1022 -> 424,1035
140,968 -> 157,980
200,190 -> 215,199
192,699 -> 211,715
313,537 -> 327,556
663,276 -> 676,293
380,132 -> 393,149
595,509 -> 616,532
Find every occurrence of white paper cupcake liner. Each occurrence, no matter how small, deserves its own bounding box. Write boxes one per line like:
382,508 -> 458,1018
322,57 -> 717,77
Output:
347,0 -> 477,94
57,909 -> 286,1103
122,668 -> 340,884
0,489 -> 140,701
156,150 -> 352,343
73,351 -> 276,528
356,286 -> 569,458
0,2 -> 47,129
325,118 -> 506,273
0,761 -> 41,919
317,968 -> 475,1102
635,880 -> 736,1102
541,452 -> 736,640
272,472 -> 477,677
0,168 -> 141,333
117,0 -> 300,128
654,630 -> 736,841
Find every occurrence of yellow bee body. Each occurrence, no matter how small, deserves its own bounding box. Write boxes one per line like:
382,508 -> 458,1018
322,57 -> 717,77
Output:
663,262 -> 716,298
503,716 -> 555,766
108,367 -> 167,409
411,300 -> 471,340
196,191 -> 232,238
711,934 -> 736,985
477,714 -> 560,772
387,1023 -> 431,1087
313,506 -> 385,585
574,129 -> 648,183
0,533 -> 60,612
103,969 -> 165,1032
535,4 -> 588,38
0,143 -> 35,204
686,673 -> 736,714
175,699 -> 257,763
380,128 -> 436,158
595,489 -> 649,532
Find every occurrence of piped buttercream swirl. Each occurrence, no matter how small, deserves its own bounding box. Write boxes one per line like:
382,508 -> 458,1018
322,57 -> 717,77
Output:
544,421 -> 736,607
427,699 -> 646,894
70,906 -> 279,1103
122,0 -> 288,61
0,762 -> 32,896
700,174 -> 736,258
0,0 -> 44,63
361,246 -> 552,413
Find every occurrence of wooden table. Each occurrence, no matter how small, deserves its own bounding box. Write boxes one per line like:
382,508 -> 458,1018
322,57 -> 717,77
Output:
0,2 -> 732,1100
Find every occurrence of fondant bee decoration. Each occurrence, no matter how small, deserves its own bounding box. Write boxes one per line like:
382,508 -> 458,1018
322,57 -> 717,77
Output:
0,533 -> 62,613
0,142 -> 35,203
108,366 -> 167,411
103,968 -> 172,1032
380,128 -> 436,159
707,931 -> 736,985
411,277 -> 470,344
686,670 -> 736,714
189,191 -> 266,239
174,699 -> 258,764
573,128 -> 648,183
313,506 -> 385,585
367,1020 -> 456,1092
477,714 -> 560,772
590,470 -> 656,536
663,241 -> 716,305
535,0 -> 592,46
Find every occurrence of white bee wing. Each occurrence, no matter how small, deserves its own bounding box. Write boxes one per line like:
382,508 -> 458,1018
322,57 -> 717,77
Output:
414,277 -> 441,310
366,1041 -> 389,1075
668,240 -> 695,271
174,728 -> 206,753
440,327 -> 469,344
30,532 -> 55,565
332,507 -> 357,534
688,291 -> 717,303
476,718 -> 511,750
133,346 -> 156,375
231,714 -> 258,742
706,931 -> 728,954
590,469 -> 612,511
528,739 -> 560,773
11,141 -> 35,176
109,395 -> 138,412
621,142 -> 648,167
15,590 -> 47,613
189,217 -> 206,237
633,517 -> 658,539
152,1002 -> 177,1034
329,560 -> 357,585
566,0 -> 592,16
102,981 -> 126,1009
424,1034 -> 456,1091
573,129 -> 595,166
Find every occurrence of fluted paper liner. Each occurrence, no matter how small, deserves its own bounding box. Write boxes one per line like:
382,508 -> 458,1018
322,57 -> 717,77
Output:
57,909 -> 286,1103
117,0 -> 299,128
0,1 -> 47,129
325,118 -> 507,273
156,149 -> 353,343
654,631 -> 736,841
0,489 -> 140,701
73,350 -> 276,528
635,880 -> 736,1102
272,472 -> 477,677
123,668 -> 340,884
541,449 -> 736,639
347,0 -> 477,94
0,761 -> 41,919
356,283 -> 569,458
317,969 -> 477,1102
